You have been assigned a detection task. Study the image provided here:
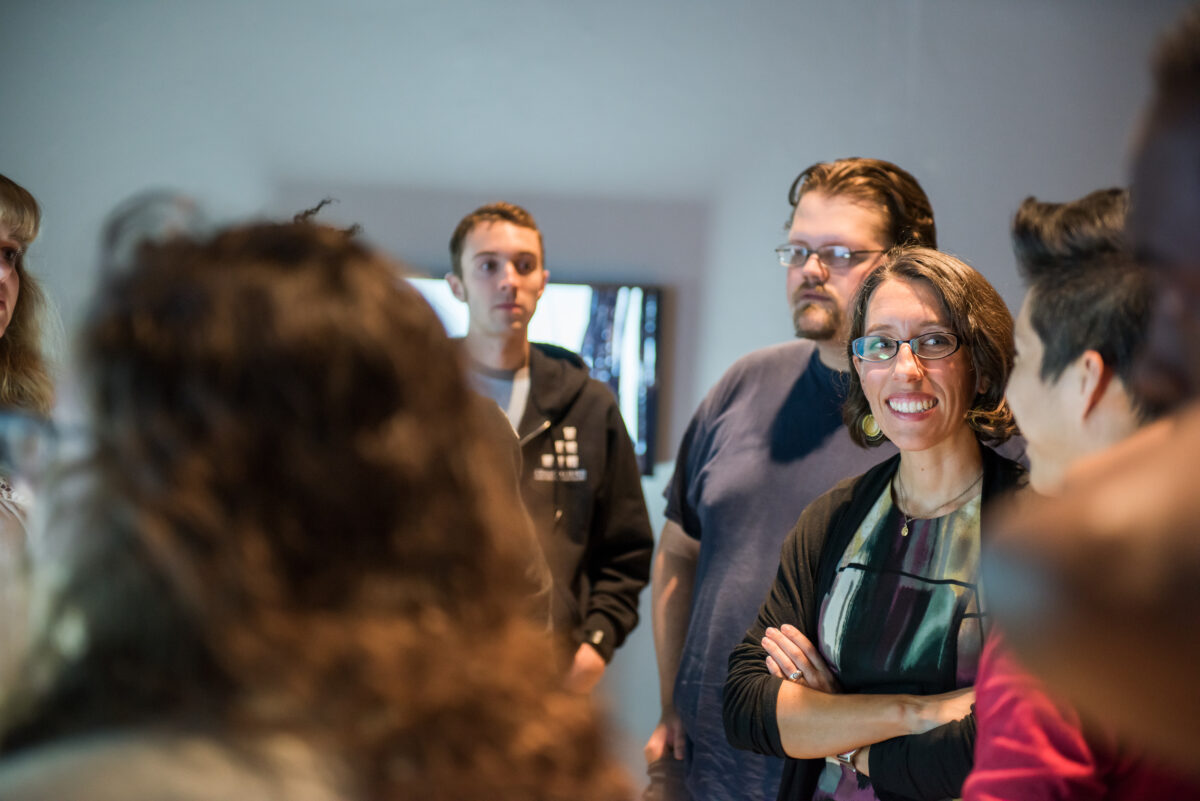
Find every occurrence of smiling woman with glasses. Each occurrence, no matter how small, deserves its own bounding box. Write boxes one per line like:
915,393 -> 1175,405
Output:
725,247 -> 1024,801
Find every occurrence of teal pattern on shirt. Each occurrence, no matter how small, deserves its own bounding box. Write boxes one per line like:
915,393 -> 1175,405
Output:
813,479 -> 985,801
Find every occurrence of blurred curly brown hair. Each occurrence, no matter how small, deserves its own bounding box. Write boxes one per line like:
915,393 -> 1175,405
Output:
0,221 -> 630,801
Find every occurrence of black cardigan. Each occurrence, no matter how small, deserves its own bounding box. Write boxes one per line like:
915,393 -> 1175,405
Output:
723,445 -> 1026,801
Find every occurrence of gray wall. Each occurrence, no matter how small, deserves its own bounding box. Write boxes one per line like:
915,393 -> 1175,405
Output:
3,0 -> 1189,783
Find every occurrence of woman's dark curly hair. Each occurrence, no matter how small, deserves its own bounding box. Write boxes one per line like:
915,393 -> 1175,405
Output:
0,221 -> 629,801
843,246 -> 1016,448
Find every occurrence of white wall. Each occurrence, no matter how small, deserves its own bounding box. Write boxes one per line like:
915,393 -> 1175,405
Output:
3,0 -> 1189,783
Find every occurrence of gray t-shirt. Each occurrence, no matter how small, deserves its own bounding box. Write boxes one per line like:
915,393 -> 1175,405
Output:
469,364 -> 530,432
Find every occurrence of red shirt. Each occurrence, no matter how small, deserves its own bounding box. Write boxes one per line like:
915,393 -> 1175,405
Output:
963,630 -> 1200,800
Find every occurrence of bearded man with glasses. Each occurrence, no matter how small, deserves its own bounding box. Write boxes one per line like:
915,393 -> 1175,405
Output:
645,158 -> 935,801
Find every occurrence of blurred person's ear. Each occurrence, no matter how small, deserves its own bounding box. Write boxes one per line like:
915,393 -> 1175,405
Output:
1074,350 -> 1113,419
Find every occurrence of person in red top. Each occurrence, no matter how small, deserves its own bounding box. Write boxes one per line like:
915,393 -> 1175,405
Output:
982,8 -> 1200,772
963,189 -> 1199,799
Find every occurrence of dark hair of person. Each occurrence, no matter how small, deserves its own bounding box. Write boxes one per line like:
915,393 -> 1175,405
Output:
843,246 -> 1015,447
1153,3 -> 1200,99
448,201 -> 543,279
1012,189 -> 1155,418
1130,4 -> 1200,267
292,197 -> 362,237
0,174 -> 54,415
0,220 -> 628,801
786,157 -> 937,249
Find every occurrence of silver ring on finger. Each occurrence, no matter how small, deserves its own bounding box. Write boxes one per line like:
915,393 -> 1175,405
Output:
788,669 -> 804,682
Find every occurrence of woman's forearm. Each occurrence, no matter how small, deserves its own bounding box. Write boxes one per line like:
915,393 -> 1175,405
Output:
775,682 -> 912,757
775,682 -> 974,759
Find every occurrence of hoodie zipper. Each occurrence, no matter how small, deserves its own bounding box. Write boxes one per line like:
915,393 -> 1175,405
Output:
520,419 -> 565,524
519,419 -> 551,447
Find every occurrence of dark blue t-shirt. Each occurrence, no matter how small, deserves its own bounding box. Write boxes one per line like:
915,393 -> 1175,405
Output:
664,340 -> 895,801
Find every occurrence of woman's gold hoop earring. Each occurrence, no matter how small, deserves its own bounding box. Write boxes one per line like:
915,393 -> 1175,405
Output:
861,413 -> 882,440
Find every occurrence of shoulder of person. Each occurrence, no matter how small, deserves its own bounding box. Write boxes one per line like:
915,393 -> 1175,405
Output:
981,444 -> 1029,497
795,454 -> 899,534
695,340 -> 818,413
722,340 -> 816,384
529,342 -> 587,372
527,343 -> 591,414
0,730 -> 345,801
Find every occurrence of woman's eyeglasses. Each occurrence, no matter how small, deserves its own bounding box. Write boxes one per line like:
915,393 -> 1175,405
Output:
852,332 -> 961,362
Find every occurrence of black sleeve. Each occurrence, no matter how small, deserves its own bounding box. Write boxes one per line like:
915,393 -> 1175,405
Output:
582,399 -> 654,661
869,711 -> 976,801
722,535 -> 799,757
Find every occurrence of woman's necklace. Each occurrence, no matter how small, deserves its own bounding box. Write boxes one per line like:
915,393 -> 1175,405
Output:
893,470 -> 984,537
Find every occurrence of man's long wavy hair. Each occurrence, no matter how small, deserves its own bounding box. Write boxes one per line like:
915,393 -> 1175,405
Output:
0,221 -> 629,801
786,157 -> 937,248
0,174 -> 54,415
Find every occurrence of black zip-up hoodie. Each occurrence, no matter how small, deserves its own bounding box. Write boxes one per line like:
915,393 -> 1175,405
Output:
516,343 -> 653,661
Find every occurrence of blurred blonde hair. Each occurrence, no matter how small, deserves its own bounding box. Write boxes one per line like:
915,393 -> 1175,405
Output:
0,174 -> 53,415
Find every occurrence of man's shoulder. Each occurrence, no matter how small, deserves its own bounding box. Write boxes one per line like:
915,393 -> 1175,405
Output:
696,340 -> 820,414
820,460 -> 889,510
529,344 -> 618,404
724,340 -> 818,379
794,455 -> 898,551
529,342 -> 588,371
526,342 -> 592,417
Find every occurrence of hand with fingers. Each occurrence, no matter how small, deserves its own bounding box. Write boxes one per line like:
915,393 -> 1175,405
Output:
761,624 -> 841,694
644,709 -> 687,764
916,686 -> 975,733
565,642 -> 607,693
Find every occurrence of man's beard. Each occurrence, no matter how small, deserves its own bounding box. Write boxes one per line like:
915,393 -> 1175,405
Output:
791,292 -> 841,341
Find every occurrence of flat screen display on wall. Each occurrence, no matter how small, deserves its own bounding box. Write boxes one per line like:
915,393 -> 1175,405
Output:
406,277 -> 661,475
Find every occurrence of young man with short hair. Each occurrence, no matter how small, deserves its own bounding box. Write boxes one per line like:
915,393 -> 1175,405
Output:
447,202 -> 653,692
